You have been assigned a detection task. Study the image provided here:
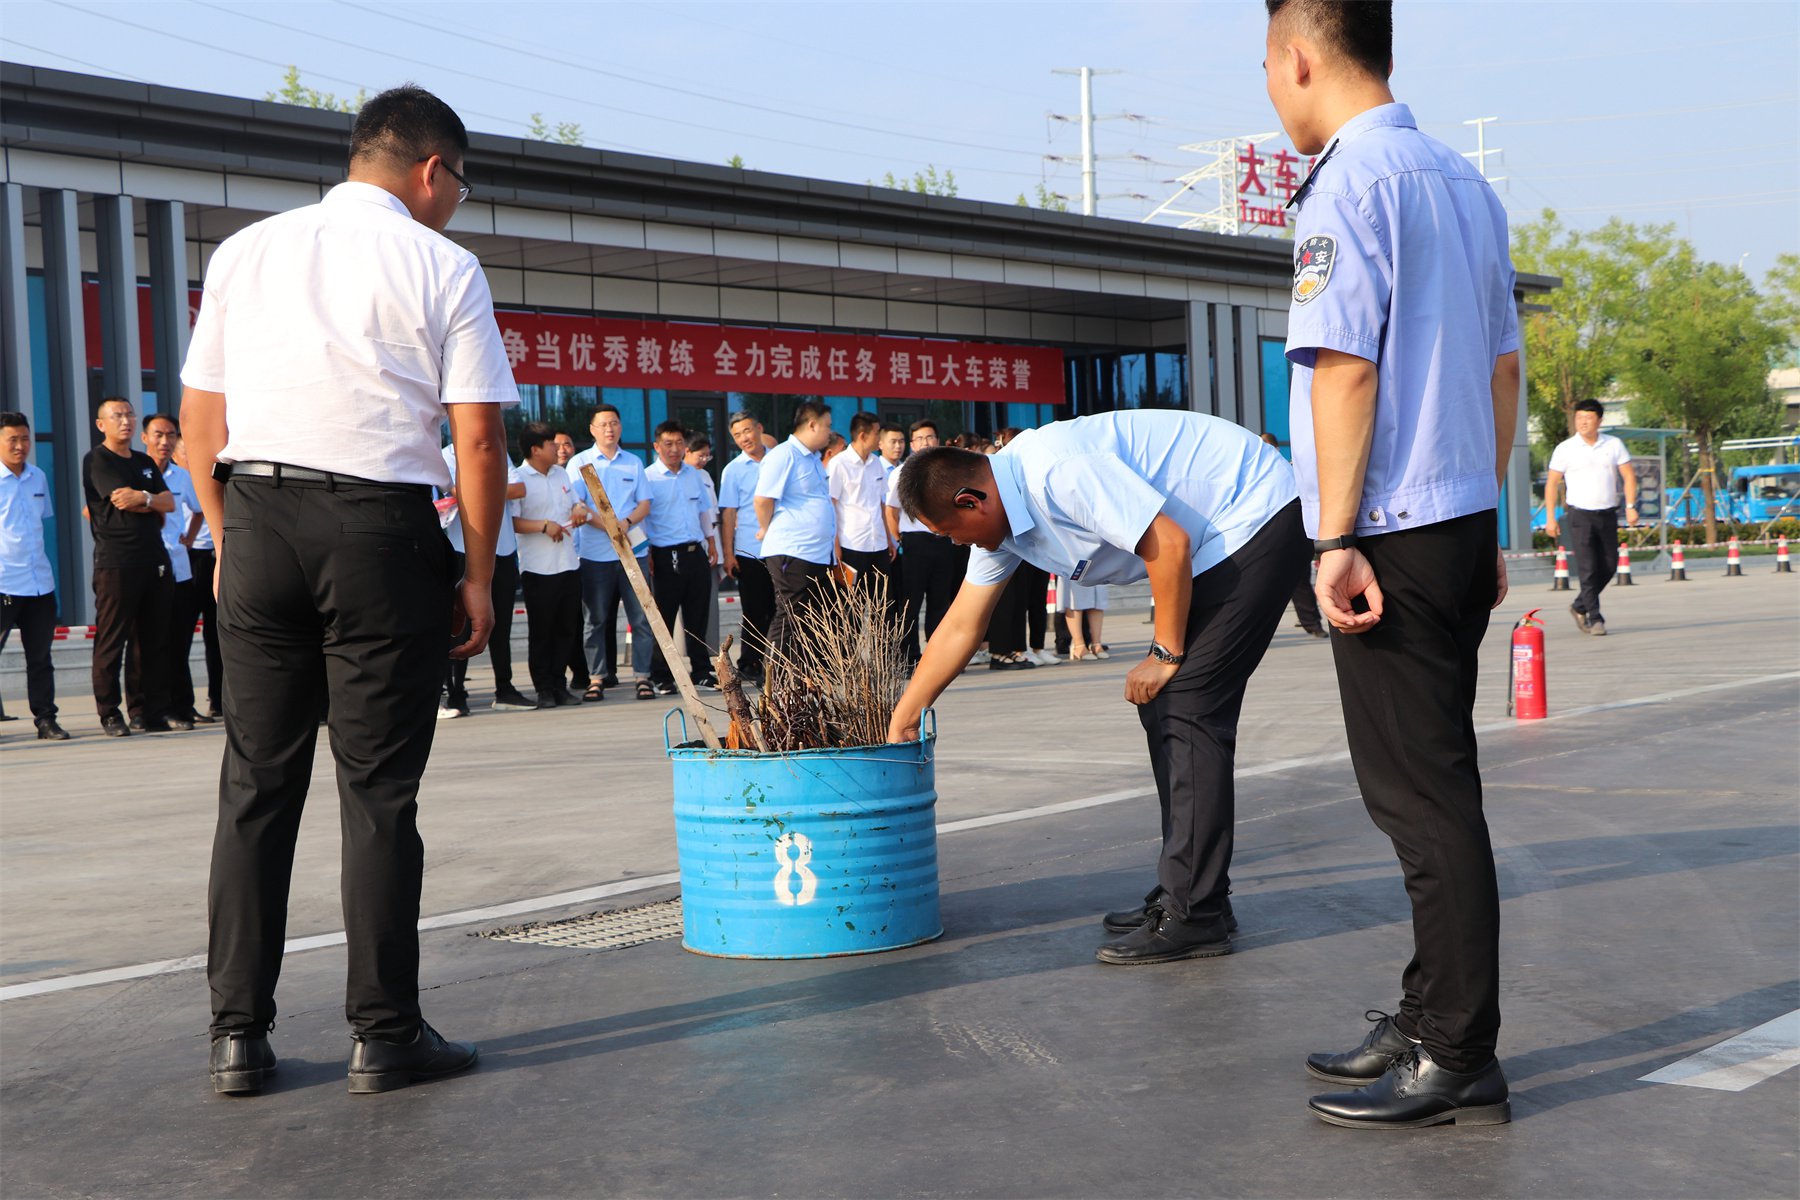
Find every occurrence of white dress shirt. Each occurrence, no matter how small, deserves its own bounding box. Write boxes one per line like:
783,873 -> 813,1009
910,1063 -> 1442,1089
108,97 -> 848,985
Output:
828,445 -> 890,554
181,181 -> 519,488
442,444 -> 521,557
0,462 -> 55,597
1548,433 -> 1632,511
885,462 -> 928,535
514,462 -> 579,576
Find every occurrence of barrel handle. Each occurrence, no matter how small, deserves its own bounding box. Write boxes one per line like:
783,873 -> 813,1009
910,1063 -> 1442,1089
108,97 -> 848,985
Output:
918,706 -> 936,745
664,706 -> 690,750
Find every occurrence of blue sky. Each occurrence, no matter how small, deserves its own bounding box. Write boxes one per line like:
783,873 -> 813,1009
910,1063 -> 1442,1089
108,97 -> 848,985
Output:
5,0 -> 1796,280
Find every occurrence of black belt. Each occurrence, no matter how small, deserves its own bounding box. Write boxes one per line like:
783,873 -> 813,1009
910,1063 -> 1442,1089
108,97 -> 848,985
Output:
222,460 -> 432,498
652,541 -> 703,554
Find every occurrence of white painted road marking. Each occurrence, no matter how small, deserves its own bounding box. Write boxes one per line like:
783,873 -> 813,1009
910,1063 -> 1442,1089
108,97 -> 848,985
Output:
1639,1010 -> 1800,1091
3,670 -> 1795,1004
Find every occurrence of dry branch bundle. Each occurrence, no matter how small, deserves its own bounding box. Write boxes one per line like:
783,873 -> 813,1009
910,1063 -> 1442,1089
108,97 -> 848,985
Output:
753,570 -> 909,752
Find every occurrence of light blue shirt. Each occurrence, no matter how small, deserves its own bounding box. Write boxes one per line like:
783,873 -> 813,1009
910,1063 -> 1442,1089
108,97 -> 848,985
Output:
567,445 -> 648,562
754,435 -> 835,564
441,444 -> 520,557
642,460 -> 712,547
966,411 -> 1297,587
0,462 -> 56,596
1285,103 -> 1519,539
717,450 -> 768,559
159,461 -> 195,584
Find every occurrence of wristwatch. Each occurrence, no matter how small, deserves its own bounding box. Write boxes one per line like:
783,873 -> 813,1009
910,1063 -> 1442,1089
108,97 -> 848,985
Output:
1313,534 -> 1359,554
1147,641 -> 1185,665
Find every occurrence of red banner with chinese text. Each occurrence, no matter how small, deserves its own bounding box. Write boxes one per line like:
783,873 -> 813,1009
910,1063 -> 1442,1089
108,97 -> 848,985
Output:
493,312 -> 1065,405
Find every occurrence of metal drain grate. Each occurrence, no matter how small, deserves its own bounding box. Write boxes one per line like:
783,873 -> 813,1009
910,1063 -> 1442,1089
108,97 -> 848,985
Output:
476,897 -> 684,951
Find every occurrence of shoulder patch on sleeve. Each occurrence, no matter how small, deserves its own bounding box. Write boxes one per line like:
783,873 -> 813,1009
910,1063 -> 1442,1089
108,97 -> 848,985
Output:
1293,235 -> 1337,305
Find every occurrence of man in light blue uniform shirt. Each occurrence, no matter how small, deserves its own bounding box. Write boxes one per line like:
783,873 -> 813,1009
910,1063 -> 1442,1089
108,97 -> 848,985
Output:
889,410 -> 1306,966
566,404 -> 654,698
642,420 -> 718,694
1265,0 -> 1521,1130
716,410 -> 773,685
139,413 -> 197,731
0,411 -> 67,739
441,442 -> 529,715
753,400 -> 837,654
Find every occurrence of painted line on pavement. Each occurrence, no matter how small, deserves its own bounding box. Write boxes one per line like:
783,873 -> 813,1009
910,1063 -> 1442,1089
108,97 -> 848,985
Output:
4,670 -> 1794,1004
1638,1009 -> 1800,1091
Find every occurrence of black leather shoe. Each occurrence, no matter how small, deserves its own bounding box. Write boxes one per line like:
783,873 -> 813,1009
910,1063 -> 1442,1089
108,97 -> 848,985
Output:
209,1032 -> 276,1095
1095,906 -> 1231,965
101,713 -> 130,737
36,718 -> 71,741
127,715 -> 145,731
139,717 -> 174,733
556,688 -> 583,707
1306,1010 -> 1420,1085
167,714 -> 195,731
190,710 -> 218,725
1103,890 -> 1237,935
1308,1046 -> 1510,1129
347,1020 -> 478,1094
535,691 -> 562,709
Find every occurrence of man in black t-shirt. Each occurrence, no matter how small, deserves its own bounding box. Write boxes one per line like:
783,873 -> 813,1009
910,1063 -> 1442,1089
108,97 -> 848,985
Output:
83,397 -> 178,735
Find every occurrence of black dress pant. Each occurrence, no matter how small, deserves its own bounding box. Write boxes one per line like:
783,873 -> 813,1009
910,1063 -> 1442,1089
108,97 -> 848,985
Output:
0,591 -> 58,720
1015,562 -> 1050,650
1291,574 -> 1323,634
1565,505 -> 1619,621
649,543 -> 713,683
188,547 -> 223,713
520,568 -> 582,698
1330,508 -> 1501,1073
839,546 -> 896,614
153,569 -> 201,720
766,553 -> 831,656
1138,500 -> 1308,925
898,531 -> 960,665
92,563 -> 171,722
444,550 -> 520,706
734,554 -> 775,677
208,472 -> 451,1039
985,570 -> 1028,656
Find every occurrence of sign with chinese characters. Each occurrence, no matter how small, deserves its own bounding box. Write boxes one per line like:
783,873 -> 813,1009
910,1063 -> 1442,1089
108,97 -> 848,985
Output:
1235,142 -> 1316,231
492,312 -> 1066,405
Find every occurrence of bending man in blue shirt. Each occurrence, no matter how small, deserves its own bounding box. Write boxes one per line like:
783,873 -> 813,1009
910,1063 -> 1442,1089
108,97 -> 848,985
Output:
889,410 -> 1305,966
1265,0 -> 1521,1130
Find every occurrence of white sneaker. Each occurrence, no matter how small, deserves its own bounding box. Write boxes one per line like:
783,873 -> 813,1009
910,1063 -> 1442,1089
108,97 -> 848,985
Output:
436,704 -> 467,720
970,649 -> 991,666
1029,648 -> 1059,665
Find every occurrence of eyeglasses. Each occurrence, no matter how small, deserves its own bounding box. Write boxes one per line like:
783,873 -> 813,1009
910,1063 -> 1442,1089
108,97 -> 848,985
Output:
417,156 -> 472,204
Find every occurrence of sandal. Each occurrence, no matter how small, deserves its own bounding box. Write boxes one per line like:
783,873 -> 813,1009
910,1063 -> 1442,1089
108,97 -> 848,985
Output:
1069,643 -> 1090,661
635,679 -> 655,700
1093,644 -> 1111,660
584,680 -> 606,703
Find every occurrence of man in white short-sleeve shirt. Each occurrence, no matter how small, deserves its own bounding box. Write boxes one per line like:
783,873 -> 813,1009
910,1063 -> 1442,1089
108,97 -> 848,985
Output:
1544,398 -> 1638,635
179,85 -> 513,1096
753,399 -> 836,653
828,412 -> 897,598
888,411 -> 1305,968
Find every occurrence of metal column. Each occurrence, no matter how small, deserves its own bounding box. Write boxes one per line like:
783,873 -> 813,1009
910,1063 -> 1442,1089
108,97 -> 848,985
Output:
1234,304 -> 1262,434
39,189 -> 94,622
145,200 -> 190,407
1184,300 -> 1211,413
1213,304 -> 1240,425
1503,313 -> 1532,552
0,184 -> 31,414
94,194 -> 143,413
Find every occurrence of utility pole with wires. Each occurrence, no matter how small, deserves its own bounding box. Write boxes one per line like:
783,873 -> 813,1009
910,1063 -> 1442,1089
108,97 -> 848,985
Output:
1049,67 -> 1140,215
1462,116 -> 1507,188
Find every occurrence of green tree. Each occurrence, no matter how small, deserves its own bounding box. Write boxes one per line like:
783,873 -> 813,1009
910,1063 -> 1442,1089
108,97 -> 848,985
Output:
726,154 -> 747,169
527,112 -> 584,146
265,66 -> 365,113
1014,182 -> 1069,212
1762,252 -> 1800,350
1510,211 -> 1674,460
873,166 -> 957,197
1620,248 -> 1786,544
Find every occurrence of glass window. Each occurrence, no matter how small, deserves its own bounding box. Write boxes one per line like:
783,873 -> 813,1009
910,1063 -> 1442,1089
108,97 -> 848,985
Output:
1260,339 -> 1292,453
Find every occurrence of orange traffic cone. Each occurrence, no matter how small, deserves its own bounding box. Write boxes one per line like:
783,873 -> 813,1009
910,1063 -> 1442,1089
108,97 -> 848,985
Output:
1776,536 -> 1792,574
1669,543 -> 1688,581
1615,544 -> 1633,586
1726,537 -> 1744,577
1551,546 -> 1571,591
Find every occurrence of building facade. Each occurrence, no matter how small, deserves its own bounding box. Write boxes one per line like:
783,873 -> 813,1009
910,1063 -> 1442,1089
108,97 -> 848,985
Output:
1,64 -> 1552,621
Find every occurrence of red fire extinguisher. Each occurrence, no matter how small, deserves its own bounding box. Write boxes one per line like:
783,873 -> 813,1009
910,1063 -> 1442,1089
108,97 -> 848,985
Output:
1508,609 -> 1547,720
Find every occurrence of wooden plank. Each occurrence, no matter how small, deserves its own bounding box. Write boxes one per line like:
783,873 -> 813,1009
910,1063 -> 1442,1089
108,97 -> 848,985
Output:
578,463 -> 722,751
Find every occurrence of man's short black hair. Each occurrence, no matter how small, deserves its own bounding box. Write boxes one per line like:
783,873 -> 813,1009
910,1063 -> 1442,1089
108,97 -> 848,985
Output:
1266,0 -> 1393,81
791,399 -> 830,432
895,445 -> 988,522
553,428 -> 573,441
687,433 -> 712,452
880,424 -> 905,438
145,412 -> 180,434
728,409 -> 760,428
654,420 -> 689,442
908,418 -> 939,439
0,411 -> 28,431
1574,398 -> 1605,417
519,421 -> 555,457
96,395 -> 132,416
591,403 -> 621,423
349,84 -> 469,171
849,411 -> 881,440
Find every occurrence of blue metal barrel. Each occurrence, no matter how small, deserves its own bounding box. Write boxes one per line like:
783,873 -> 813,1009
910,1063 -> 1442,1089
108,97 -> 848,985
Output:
665,709 -> 941,958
